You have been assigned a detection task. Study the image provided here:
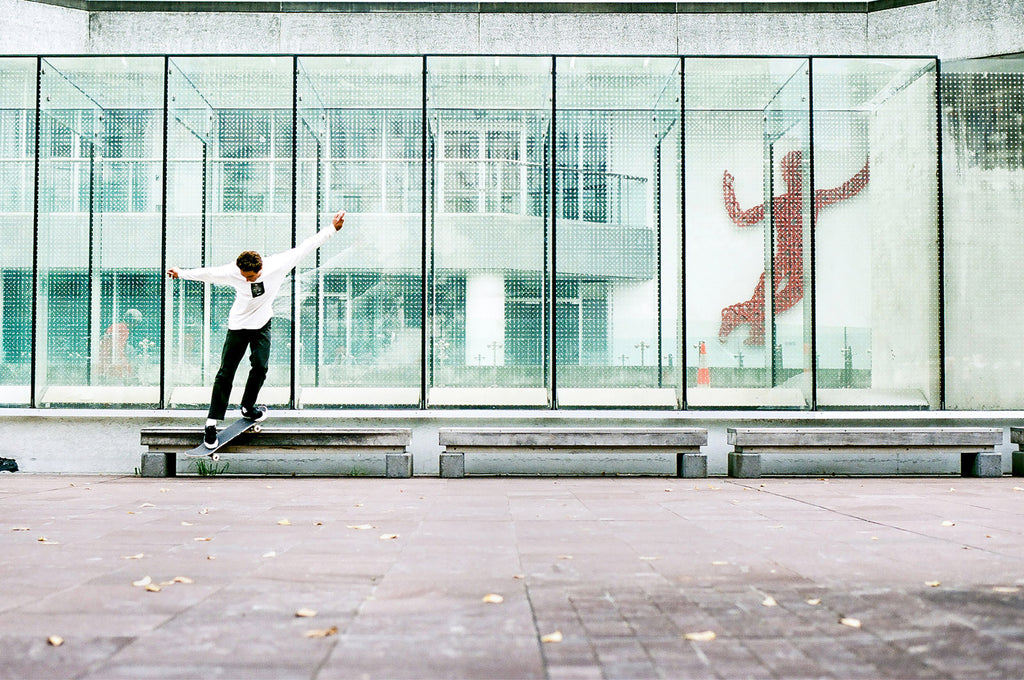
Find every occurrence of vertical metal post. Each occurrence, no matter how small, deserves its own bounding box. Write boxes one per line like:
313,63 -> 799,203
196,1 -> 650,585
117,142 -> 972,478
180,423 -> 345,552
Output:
86,141 -> 95,387
655,141 -> 663,389
289,56 -> 299,410
935,58 -> 946,410
420,55 -> 429,410
679,58 -> 686,409
30,57 -> 42,407
550,56 -> 558,408
807,58 -> 817,410
159,56 -> 169,409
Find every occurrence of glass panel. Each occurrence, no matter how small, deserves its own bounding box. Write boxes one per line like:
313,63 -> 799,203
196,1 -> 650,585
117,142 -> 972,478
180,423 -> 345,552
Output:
814,58 -> 939,409
164,56 -> 293,410
685,58 -> 811,408
296,56 -> 423,408
0,58 -> 35,406
942,56 -> 1024,409
554,57 -> 682,408
36,57 -> 164,407
426,56 -> 552,407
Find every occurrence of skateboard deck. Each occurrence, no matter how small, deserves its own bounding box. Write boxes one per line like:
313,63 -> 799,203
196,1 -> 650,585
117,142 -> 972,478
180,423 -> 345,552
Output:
184,417 -> 263,461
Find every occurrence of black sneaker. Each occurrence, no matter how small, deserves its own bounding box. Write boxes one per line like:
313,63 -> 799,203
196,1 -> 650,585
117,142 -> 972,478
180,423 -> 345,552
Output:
240,405 -> 268,422
0,457 -> 17,473
204,425 -> 219,449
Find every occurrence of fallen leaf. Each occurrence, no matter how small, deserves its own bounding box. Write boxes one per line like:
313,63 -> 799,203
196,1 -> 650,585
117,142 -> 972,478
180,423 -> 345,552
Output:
839,617 -> 861,628
140,503 -> 156,508
12,527 -> 30,531
314,522 -> 324,526
173,576 -> 194,584
379,533 -> 399,541
123,554 -> 145,560
482,594 -> 504,604
295,608 -> 318,618
558,555 -> 573,560
199,508 -> 210,514
277,519 -> 291,526
806,598 -> 822,606
941,521 -> 955,527
304,626 -> 338,638
346,524 -> 374,530
684,630 -> 717,642
263,551 -> 277,558
180,521 -> 193,526
925,580 -> 941,588
145,584 -> 162,593
1013,487 -> 1023,492
711,561 -> 729,566
37,537 -> 59,544
512,574 -> 525,580
47,636 -> 64,647
540,631 -> 563,643
761,596 -> 777,607
206,555 -> 216,560
132,576 -> 152,587
193,537 -> 212,542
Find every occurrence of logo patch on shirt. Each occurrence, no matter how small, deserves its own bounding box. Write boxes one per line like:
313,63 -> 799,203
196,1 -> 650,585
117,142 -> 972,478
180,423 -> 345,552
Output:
250,282 -> 265,298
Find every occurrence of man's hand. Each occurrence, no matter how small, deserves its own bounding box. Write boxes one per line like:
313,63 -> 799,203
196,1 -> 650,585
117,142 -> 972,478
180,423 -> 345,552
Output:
332,210 -> 346,231
167,267 -> 180,279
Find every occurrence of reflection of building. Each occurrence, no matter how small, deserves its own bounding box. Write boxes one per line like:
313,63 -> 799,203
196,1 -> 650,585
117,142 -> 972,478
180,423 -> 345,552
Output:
1,0 -> 1024,471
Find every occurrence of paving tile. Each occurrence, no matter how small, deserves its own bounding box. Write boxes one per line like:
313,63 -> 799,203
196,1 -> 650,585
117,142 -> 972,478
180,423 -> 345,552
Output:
2,476 -> 1024,679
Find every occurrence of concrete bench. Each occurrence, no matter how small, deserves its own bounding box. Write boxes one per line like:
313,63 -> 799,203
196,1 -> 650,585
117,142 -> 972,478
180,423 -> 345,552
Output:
437,427 -> 708,478
727,427 -> 1003,478
139,427 -> 413,478
1006,428 -> 1024,476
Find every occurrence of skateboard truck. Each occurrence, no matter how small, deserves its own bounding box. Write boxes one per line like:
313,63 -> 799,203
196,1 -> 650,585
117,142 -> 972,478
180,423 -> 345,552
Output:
184,417 -> 263,461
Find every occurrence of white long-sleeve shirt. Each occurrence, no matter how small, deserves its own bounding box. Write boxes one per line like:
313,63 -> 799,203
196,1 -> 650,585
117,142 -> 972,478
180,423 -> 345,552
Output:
176,226 -> 338,330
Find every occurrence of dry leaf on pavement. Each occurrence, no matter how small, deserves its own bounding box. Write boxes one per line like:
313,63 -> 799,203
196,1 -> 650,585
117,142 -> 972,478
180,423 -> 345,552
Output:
295,608 -> 318,618
304,626 -> 338,638
540,631 -> 563,643
839,617 -> 862,628
482,594 -> 504,604
47,636 -> 64,647
684,630 -> 717,642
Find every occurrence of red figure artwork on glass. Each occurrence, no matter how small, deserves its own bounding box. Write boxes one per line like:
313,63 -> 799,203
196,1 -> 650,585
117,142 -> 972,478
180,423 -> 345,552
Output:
718,150 -> 870,345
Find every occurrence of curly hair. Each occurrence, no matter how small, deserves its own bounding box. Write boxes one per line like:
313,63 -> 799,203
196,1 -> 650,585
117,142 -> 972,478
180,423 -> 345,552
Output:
236,251 -> 263,274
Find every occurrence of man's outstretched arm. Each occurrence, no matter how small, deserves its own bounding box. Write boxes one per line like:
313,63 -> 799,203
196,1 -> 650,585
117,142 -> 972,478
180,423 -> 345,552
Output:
815,159 -> 869,210
723,171 -> 766,227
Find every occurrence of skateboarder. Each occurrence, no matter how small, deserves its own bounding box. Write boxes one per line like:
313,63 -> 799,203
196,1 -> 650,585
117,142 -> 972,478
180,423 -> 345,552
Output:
168,210 -> 346,448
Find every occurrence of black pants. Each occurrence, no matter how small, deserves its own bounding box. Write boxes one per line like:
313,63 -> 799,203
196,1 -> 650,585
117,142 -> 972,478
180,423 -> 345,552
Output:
208,321 -> 271,420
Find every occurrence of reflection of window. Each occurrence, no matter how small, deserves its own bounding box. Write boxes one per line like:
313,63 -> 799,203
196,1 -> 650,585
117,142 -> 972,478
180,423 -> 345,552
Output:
217,110 -> 291,213
558,114 -> 608,223
329,110 -> 421,213
504,277 -> 608,366
1,270 -> 31,367
319,273 -> 420,365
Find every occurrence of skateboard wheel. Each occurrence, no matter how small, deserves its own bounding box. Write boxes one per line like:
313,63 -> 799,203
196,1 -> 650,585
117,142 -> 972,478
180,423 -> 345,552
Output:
211,453 -> 220,462
252,424 -> 262,433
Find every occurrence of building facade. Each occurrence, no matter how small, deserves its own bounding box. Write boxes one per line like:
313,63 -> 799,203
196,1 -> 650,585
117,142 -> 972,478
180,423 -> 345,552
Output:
1,0 -> 1023,473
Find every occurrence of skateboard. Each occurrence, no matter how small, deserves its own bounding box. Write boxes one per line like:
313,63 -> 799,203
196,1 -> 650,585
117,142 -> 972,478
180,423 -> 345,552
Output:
184,417 -> 263,462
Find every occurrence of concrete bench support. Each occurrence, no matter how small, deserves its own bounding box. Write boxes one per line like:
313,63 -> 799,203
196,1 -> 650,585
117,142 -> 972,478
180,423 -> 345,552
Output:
728,427 -> 1003,478
1007,428 -> 1024,476
140,427 -> 413,477
437,427 -> 707,478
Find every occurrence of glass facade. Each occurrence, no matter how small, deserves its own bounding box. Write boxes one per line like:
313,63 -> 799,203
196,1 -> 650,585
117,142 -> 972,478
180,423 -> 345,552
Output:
0,54 -> 1020,410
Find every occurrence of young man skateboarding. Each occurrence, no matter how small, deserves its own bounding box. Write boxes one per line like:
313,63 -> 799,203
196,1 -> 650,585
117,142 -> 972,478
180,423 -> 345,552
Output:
167,210 -> 346,448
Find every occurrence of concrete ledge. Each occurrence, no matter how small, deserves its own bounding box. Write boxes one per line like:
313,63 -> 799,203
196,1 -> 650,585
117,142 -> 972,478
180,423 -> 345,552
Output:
728,427 -> 1004,478
438,427 -> 708,478
140,426 -> 413,477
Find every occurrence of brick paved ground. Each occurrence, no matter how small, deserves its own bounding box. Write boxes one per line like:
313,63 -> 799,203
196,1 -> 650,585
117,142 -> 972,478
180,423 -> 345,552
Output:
1,475 -> 1022,679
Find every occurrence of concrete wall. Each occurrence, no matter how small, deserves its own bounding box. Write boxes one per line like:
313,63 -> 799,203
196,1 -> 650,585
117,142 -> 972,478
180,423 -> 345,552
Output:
0,0 -> 88,55
2,0 -> 1023,58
